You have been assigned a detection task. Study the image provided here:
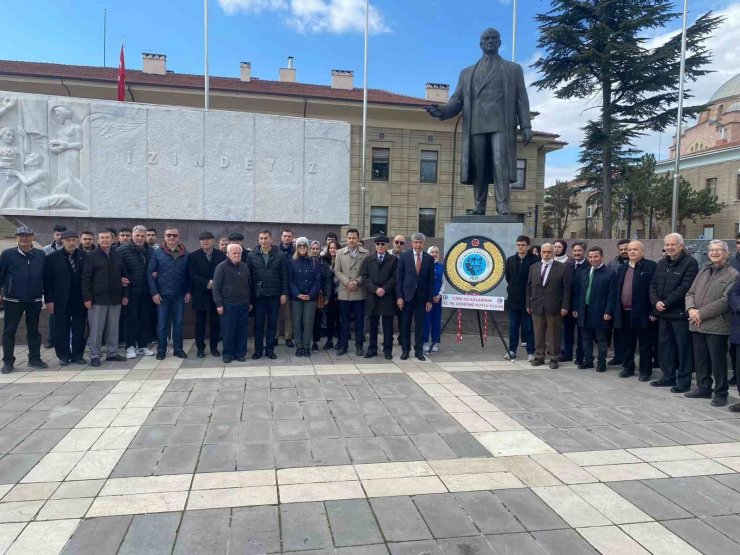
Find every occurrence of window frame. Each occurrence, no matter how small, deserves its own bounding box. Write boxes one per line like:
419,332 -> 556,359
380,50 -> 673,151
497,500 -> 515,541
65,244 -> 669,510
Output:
371,147 -> 390,182
419,150 -> 439,184
418,208 -> 437,238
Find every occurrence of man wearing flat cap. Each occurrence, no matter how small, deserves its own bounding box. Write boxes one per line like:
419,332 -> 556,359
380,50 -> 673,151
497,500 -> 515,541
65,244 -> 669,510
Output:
0,226 -> 48,373
44,230 -> 88,366
361,234 -> 398,359
228,232 -> 250,263
189,231 -> 226,357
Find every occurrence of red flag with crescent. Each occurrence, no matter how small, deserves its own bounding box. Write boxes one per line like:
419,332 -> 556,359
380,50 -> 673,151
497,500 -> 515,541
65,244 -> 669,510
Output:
117,44 -> 126,101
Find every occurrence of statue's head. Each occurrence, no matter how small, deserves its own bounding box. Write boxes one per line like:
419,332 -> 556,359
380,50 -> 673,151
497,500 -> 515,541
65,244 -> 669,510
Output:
51,106 -> 73,125
480,28 -> 501,56
0,127 -> 15,144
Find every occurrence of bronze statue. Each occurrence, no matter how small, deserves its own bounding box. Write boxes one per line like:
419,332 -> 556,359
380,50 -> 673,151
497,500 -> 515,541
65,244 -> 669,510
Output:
426,28 -> 533,215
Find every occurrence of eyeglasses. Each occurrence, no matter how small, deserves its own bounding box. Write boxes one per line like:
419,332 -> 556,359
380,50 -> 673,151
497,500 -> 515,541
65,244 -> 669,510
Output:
298,244 -> 308,248
165,234 -> 179,237
736,241 -> 740,245
394,241 -> 404,245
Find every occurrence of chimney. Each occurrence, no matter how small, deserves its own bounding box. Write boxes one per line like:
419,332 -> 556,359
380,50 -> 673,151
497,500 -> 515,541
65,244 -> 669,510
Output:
240,61 -> 252,82
142,53 -> 167,75
279,56 -> 296,82
331,69 -> 354,90
425,83 -> 449,103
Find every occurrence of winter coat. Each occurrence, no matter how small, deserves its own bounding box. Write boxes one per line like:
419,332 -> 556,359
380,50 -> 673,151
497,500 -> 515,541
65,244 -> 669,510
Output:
614,258 -> 657,330
189,248 -> 227,311
148,244 -> 190,298
573,265 -> 617,330
247,245 -> 288,298
213,259 -> 251,307
44,248 -> 86,314
81,247 -> 127,305
685,262 -> 739,335
649,250 -> 699,320
117,242 -> 153,294
362,253 -> 398,317
335,246 -> 369,301
504,252 -> 538,309
0,247 -> 45,303
729,282 -> 740,345
288,256 -> 322,301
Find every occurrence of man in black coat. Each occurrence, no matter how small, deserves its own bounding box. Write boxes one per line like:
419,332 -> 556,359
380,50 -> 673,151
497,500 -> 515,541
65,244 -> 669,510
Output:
362,235 -> 398,360
44,231 -> 88,366
564,241 -> 589,364
649,233 -> 699,392
189,231 -> 227,358
118,225 -> 155,359
614,241 -> 657,381
573,246 -> 617,372
504,235 -> 538,361
396,232 -> 435,361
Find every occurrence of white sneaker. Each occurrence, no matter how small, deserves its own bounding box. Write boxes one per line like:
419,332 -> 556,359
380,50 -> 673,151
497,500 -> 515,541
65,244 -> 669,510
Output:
138,347 -> 155,356
504,351 -> 516,360
521,342 -> 527,347
527,354 -> 534,362
125,346 -> 137,359
423,342 -> 431,353
431,344 -> 439,352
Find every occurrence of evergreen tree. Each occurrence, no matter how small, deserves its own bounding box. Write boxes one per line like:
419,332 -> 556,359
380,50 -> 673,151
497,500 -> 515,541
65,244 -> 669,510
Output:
543,180 -> 582,238
533,0 -> 722,237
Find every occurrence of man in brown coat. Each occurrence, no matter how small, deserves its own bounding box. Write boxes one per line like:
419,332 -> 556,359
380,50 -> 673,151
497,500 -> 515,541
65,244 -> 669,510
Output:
526,243 -> 572,369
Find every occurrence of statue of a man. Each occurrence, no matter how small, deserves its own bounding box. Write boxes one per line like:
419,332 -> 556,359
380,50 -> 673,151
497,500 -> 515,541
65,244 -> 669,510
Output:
426,28 -> 533,215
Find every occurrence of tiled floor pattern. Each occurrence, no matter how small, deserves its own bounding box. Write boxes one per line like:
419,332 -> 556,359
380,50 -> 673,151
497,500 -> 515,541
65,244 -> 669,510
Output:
1,340 -> 740,552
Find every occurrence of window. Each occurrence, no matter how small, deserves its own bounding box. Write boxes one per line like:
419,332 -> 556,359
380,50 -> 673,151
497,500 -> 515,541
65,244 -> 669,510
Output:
512,159 -> 527,189
371,148 -> 390,181
420,150 -> 438,183
370,206 -> 388,236
419,208 -> 437,238
586,205 -> 593,218
703,225 -> 714,240
706,177 -> 717,196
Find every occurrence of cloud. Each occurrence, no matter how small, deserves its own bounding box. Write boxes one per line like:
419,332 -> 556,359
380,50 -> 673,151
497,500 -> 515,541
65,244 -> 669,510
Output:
218,0 -> 390,34
545,163 -> 580,188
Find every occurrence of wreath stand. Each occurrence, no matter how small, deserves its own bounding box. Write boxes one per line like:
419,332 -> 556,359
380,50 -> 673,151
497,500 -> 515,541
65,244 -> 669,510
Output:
429,308 -> 509,356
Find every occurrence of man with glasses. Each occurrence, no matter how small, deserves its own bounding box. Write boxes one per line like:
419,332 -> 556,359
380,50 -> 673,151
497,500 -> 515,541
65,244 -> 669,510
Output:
392,235 -> 406,344
362,234 -> 398,359
148,228 -> 191,360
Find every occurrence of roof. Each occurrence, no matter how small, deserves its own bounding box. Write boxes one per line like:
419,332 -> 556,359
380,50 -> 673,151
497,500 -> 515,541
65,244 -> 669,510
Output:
708,73 -> 740,103
0,59 -> 430,107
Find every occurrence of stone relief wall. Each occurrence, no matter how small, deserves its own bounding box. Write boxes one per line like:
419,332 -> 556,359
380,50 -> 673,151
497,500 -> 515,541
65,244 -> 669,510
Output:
0,92 -> 350,224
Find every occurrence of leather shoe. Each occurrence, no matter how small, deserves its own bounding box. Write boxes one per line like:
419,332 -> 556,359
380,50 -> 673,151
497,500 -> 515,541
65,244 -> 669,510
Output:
322,341 -> 334,350
286,339 -> 295,348
156,352 -> 165,360
729,375 -> 737,386
337,348 -> 348,356
211,349 -> 221,357
295,348 -> 303,357
105,355 -> 126,362
223,357 -> 233,364
28,359 -> 48,369
364,350 -> 377,359
531,358 -> 545,367
59,359 -> 70,367
711,396 -> 728,407
650,379 -> 672,387
400,351 -> 410,360
266,351 -> 277,360
197,350 -> 206,358
684,388 -> 712,398
618,369 -> 635,378
1,364 -> 13,374
729,403 -> 740,412
356,346 -> 365,357
236,356 -> 247,362
638,374 -> 651,382
173,351 -> 188,359
596,364 -> 607,373
607,358 -> 623,366
72,357 -> 88,365
91,358 -> 101,367
578,362 -> 594,369
384,353 -> 393,360
252,352 -> 262,360
415,351 -> 426,361
670,385 -> 690,393
549,360 -> 559,369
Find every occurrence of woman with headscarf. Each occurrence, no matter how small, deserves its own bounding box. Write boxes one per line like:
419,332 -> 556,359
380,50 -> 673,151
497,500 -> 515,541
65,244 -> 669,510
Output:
423,245 -> 446,352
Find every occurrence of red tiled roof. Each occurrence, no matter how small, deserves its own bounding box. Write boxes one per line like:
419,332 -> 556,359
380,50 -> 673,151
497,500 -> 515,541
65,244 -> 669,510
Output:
0,59 -> 430,107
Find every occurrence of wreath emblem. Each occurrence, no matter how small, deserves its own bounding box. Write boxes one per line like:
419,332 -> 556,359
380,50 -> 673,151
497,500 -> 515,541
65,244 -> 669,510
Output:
444,236 -> 505,294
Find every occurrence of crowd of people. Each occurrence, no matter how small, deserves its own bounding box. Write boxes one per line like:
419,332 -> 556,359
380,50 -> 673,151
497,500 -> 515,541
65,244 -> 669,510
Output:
506,234 -> 740,411
0,225 -> 448,373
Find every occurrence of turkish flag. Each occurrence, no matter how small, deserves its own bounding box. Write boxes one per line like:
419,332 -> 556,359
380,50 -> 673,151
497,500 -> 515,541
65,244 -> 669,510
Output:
117,44 -> 126,101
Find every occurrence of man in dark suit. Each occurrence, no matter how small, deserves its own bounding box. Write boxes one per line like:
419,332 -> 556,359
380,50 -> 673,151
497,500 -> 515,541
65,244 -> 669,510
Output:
396,232 -> 435,361
564,241 -> 589,364
504,235 -> 538,361
362,235 -> 398,360
189,231 -> 227,358
526,243 -> 571,369
43,230 -> 87,366
573,247 -> 617,372
614,241 -> 657,381
425,28 -> 532,215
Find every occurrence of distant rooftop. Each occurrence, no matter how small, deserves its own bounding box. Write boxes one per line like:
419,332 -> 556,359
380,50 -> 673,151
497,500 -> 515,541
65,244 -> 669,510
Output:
708,72 -> 740,103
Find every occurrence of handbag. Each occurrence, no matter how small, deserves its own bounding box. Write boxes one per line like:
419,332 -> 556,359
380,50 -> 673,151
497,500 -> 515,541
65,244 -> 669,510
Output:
317,290 -> 326,309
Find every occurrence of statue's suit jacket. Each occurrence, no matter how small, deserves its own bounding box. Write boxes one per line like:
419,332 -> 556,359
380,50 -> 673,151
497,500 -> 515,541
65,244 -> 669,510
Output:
435,56 -> 531,185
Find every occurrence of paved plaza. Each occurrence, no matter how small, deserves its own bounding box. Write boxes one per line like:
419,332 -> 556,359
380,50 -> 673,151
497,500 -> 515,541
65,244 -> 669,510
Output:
0,337 -> 740,554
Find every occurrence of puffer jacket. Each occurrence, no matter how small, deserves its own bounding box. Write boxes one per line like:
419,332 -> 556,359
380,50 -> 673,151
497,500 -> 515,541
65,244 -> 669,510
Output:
81,247 -> 127,305
148,244 -> 190,298
0,247 -> 45,302
288,256 -> 321,301
649,250 -> 699,320
117,242 -> 153,294
685,262 -> 739,335
246,245 -> 288,298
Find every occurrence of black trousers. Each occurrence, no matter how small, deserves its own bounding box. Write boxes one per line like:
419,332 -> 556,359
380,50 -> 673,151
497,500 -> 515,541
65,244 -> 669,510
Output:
324,300 -> 340,342
402,299 -> 426,353
581,326 -> 609,365
195,306 -> 221,352
659,318 -> 693,388
2,301 -> 42,364
125,291 -> 154,349
619,310 -> 652,375
54,305 -> 87,361
693,332 -> 728,397
369,315 -> 393,354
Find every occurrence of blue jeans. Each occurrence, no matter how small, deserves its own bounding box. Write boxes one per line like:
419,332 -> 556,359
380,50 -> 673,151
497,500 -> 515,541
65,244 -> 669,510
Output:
222,303 -> 249,360
157,295 -> 184,354
253,296 -> 280,354
340,300 -> 365,348
423,302 -> 442,343
508,308 -> 534,355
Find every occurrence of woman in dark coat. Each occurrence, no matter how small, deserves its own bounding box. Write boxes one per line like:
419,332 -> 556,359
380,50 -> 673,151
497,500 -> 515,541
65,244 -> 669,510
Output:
288,237 -> 322,357
321,241 -> 341,350
728,281 -> 740,412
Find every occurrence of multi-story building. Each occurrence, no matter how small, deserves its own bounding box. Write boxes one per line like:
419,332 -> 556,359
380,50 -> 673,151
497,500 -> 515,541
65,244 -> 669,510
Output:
0,54 -> 564,240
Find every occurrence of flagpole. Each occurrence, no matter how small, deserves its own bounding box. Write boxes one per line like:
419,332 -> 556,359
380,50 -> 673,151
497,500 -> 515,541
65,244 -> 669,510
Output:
671,0 -> 689,233
103,9 -> 107,67
204,0 -> 210,110
511,0 -> 517,62
359,0 -> 369,237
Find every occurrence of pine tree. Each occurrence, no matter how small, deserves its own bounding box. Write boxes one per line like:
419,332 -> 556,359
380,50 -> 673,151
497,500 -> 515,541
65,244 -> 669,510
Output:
543,180 -> 582,238
532,0 -> 722,237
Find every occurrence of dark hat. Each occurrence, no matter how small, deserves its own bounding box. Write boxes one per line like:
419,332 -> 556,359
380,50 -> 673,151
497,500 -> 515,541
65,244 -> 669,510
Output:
60,230 -> 79,239
15,225 -> 34,236
374,234 -> 390,244
199,231 -> 215,240
228,232 -> 244,241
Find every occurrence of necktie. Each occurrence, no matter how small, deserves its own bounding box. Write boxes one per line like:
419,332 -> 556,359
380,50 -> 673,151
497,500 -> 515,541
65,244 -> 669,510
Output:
206,251 -> 211,263
68,254 -> 75,273
378,256 -> 383,264
415,253 -> 421,274
540,263 -> 547,285
586,268 -> 594,305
